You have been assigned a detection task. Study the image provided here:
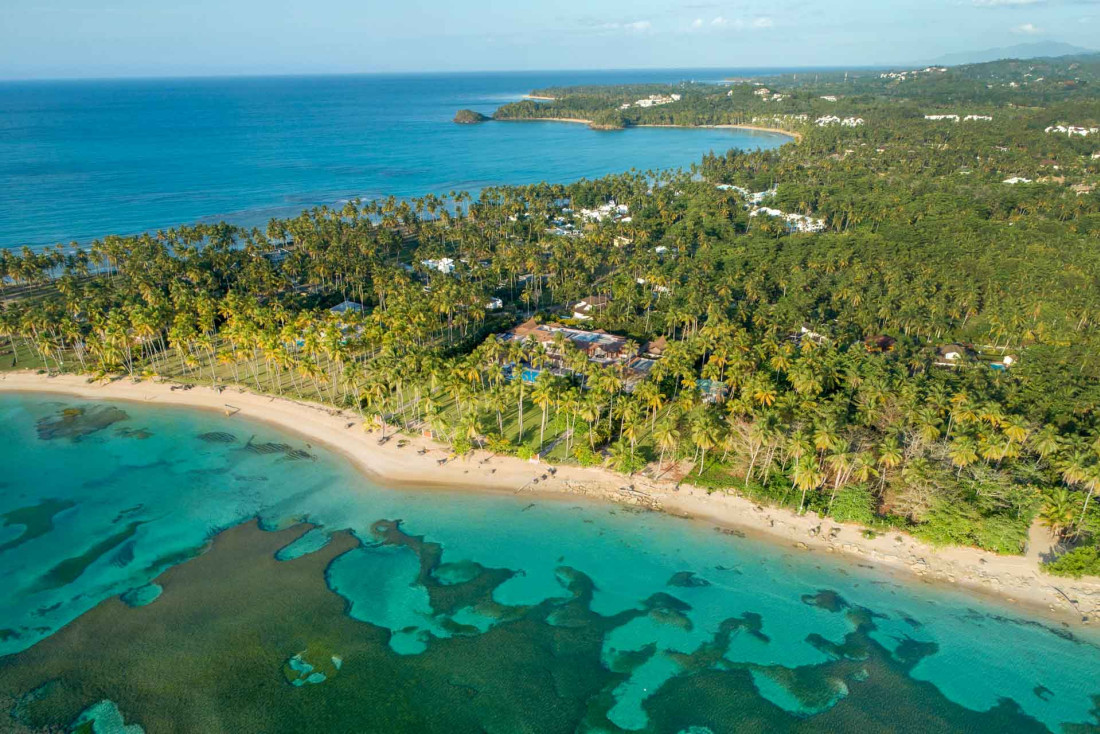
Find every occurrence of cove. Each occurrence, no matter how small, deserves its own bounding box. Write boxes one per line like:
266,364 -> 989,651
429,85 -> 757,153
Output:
0,71 -> 790,248
0,392 -> 1098,733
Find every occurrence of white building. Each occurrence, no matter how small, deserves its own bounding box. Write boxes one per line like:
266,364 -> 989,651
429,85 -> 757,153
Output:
750,207 -> 826,233
1003,177 -> 1032,185
631,94 -> 681,108
815,116 -> 864,127
572,296 -> 609,321
421,257 -> 456,274
1046,124 -> 1099,137
579,201 -> 629,223
486,297 -> 504,310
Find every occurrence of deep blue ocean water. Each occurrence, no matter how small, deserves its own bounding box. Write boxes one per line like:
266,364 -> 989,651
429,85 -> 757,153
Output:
0,70 -> 790,248
0,394 -> 1098,732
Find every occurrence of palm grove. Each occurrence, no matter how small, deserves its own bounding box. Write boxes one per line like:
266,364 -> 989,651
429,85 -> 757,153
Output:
2,55 -> 1100,576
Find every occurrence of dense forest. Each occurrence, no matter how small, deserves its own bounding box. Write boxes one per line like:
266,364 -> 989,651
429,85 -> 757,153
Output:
3,55 -> 1100,575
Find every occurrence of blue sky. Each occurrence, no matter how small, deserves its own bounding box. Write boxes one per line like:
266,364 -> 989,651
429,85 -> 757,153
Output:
1,0 -> 1096,79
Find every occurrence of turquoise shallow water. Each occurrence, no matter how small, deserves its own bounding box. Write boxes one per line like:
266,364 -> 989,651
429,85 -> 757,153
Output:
0,392 -> 1098,732
0,70 -> 789,248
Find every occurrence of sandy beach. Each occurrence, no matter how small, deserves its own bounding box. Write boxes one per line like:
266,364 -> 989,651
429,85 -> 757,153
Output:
2,371 -> 1098,626
497,117 -> 801,141
498,117 -> 599,125
638,122 -> 804,142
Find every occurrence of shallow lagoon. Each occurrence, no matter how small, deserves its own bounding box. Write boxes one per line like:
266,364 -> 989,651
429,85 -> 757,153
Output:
0,393 -> 1098,733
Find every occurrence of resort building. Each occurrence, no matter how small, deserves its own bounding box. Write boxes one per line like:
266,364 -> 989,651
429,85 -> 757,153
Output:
504,319 -> 635,365
329,301 -> 365,315
880,67 -> 946,81
749,207 -> 826,234
1045,125 -> 1099,137
791,325 -> 829,346
421,257 -> 456,274
644,335 -> 668,357
924,113 -> 994,122
502,319 -> 661,390
572,296 -> 610,321
815,116 -> 865,128
630,93 -> 682,108
578,201 -> 630,223
715,183 -> 776,205
864,335 -> 897,353
935,343 -> 973,367
486,297 -> 504,310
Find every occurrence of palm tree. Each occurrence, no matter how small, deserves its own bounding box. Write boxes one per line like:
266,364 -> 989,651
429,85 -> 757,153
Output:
1075,463 -> 1100,535
1038,488 -> 1076,540
1001,415 -> 1030,445
634,380 -> 666,427
877,437 -> 903,491
654,419 -> 680,473
690,412 -> 720,477
531,375 -> 556,453
948,436 -> 979,478
1030,425 -> 1061,464
792,457 -> 825,515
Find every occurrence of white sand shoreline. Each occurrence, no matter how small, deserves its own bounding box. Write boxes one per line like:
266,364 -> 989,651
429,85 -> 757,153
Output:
3,371 -> 1098,627
496,117 -> 801,142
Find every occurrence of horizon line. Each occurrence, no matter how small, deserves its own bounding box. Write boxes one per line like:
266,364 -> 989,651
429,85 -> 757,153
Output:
0,62 -> 903,85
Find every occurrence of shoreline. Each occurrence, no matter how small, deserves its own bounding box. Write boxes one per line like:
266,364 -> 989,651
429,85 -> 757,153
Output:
496,117 -> 801,142
2,371 -> 1098,628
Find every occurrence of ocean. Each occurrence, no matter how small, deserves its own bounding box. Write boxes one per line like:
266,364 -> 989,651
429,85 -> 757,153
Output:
0,70 -> 790,249
0,393 -> 1097,732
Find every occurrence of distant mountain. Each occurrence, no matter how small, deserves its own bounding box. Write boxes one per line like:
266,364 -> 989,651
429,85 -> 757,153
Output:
927,42 -> 1095,67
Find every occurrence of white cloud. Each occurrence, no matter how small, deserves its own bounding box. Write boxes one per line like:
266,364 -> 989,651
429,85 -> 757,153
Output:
597,19 -> 652,33
1012,21 -> 1042,32
698,16 -> 774,31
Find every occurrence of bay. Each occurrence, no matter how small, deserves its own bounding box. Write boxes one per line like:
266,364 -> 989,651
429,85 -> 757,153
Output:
0,70 -> 790,249
0,393 -> 1098,733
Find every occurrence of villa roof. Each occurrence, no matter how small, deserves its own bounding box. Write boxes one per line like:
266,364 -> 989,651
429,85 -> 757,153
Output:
645,335 -> 668,354
329,300 -> 364,314
865,335 -> 896,352
937,343 -> 972,357
505,320 -> 632,357
574,295 -> 610,309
